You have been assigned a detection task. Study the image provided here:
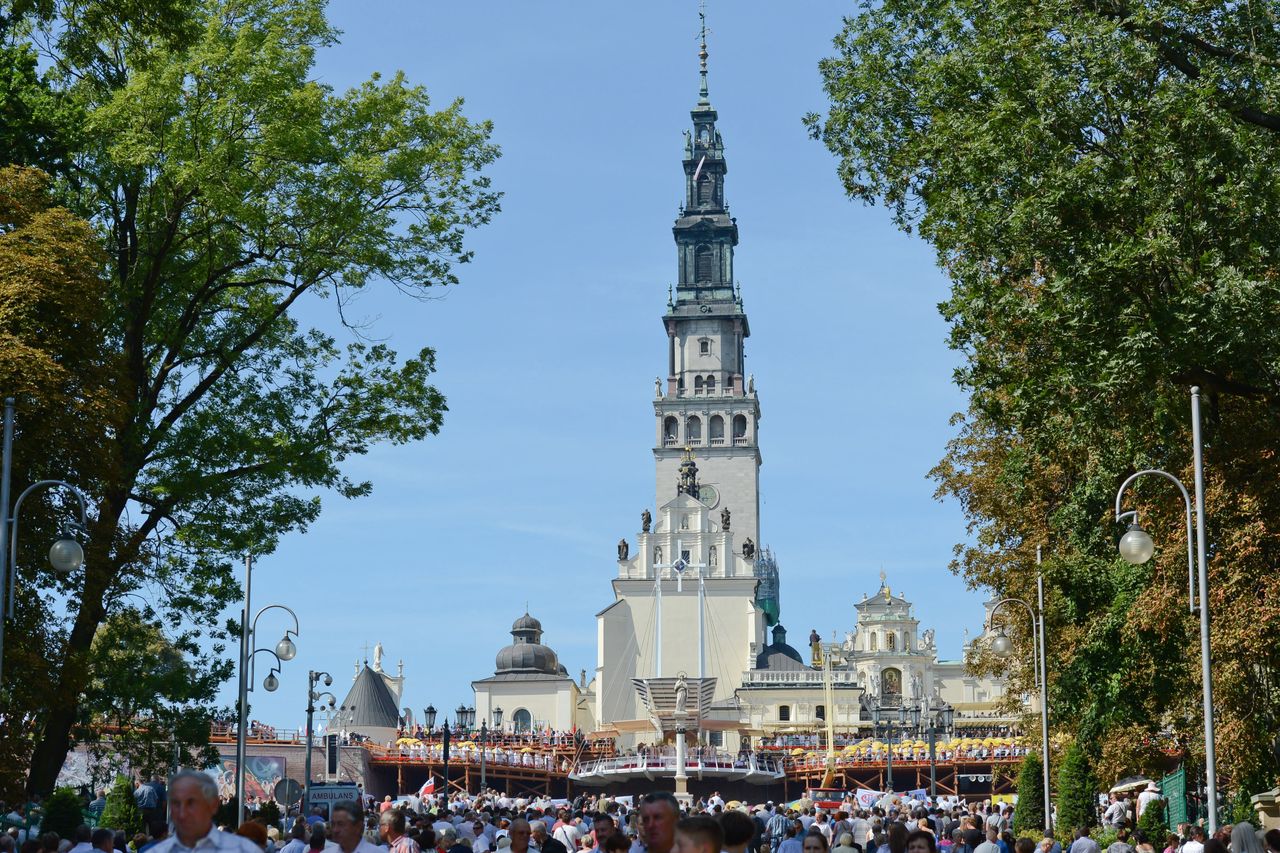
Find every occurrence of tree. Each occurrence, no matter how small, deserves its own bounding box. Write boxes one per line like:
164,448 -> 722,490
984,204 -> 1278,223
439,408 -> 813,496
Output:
98,776 -> 143,836
1136,798 -> 1166,841
808,0 -> 1280,789
1058,743 -> 1100,831
40,787 -> 84,840
0,0 -> 500,795
1014,751 -> 1046,834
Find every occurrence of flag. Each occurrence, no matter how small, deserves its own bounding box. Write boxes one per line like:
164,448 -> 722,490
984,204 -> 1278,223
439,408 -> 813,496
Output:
417,776 -> 435,798
692,155 -> 707,183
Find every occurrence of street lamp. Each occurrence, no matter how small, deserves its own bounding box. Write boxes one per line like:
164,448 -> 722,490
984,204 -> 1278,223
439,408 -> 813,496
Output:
425,705 -> 437,730
234,554 -> 300,827
441,716 -> 451,805
0,398 -> 92,685
480,707 -> 501,792
985,546 -> 1052,834
304,671 -> 336,815
919,700 -> 954,799
870,702 -> 909,792
1113,387 -> 1217,833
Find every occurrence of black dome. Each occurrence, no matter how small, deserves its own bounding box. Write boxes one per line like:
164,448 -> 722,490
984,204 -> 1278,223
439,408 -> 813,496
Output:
494,611 -> 563,675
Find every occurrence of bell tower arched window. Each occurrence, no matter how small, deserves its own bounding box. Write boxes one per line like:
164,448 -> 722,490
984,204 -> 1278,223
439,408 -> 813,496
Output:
705,375 -> 716,394
663,416 -> 679,446
695,245 -> 713,283
887,632 -> 896,651
709,415 -> 724,444
686,416 -> 702,443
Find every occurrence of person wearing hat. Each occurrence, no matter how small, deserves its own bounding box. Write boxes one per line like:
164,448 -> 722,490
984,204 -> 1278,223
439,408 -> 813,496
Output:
1136,785 -> 1160,820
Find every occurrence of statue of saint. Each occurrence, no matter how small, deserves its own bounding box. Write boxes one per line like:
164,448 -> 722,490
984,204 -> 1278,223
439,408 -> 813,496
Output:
617,538 -> 629,561
654,377 -> 662,397
674,673 -> 688,714
742,538 -> 755,560
641,509 -> 652,533
843,630 -> 856,651
720,506 -> 731,531
373,642 -> 384,673
922,628 -> 936,650
748,373 -> 755,393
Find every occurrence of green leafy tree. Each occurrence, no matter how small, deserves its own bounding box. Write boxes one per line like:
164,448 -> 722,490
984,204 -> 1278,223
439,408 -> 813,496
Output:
40,787 -> 85,839
1058,743 -> 1100,831
257,801 -> 281,829
808,0 -> 1280,790
98,776 -> 143,836
1136,799 -> 1166,840
1014,751 -> 1046,834
0,0 -> 499,796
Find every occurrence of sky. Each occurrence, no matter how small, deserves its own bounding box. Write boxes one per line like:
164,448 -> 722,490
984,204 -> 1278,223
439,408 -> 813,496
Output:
223,1 -> 988,732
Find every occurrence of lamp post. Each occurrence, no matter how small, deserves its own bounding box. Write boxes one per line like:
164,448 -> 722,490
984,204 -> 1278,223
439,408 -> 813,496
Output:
1114,386 -> 1217,833
484,707 -> 503,792
234,554 -> 299,827
0,398 -> 92,686
986,546 -> 1052,834
457,705 -> 475,792
441,717 -> 451,805
304,671 -> 336,816
870,702 -> 909,793
920,698 -> 954,799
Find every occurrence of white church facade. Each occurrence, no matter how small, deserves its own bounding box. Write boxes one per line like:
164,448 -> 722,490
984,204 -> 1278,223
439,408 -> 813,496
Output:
469,47 -> 1014,760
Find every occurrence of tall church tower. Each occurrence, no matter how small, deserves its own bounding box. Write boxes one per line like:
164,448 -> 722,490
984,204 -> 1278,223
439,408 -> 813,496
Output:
653,37 -> 761,549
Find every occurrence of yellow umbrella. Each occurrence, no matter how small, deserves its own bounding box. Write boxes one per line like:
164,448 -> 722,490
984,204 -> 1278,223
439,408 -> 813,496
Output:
396,737 -> 421,745
521,747 -> 535,753
458,741 -> 477,748
791,747 -> 805,756
727,801 -> 741,810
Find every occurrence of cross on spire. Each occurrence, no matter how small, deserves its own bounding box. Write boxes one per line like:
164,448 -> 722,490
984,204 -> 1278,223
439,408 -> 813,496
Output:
360,641 -> 372,662
697,0 -> 711,105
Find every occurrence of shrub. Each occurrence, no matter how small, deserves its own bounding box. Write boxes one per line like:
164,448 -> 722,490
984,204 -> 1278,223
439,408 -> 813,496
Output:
1136,799 -> 1166,841
257,801 -> 281,829
1057,743 -> 1100,830
41,787 -> 85,839
1014,752 -> 1046,834
99,776 -> 143,836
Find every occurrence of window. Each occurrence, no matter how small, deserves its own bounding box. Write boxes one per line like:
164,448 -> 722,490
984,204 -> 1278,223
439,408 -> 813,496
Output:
709,415 -> 725,443
870,633 -> 878,652
778,705 -> 791,722
695,245 -> 713,282
694,375 -> 704,395
709,731 -> 723,747
705,375 -> 716,395
698,174 -> 714,205
816,704 -> 826,721
686,415 -> 702,442
886,632 -> 896,651
732,414 -> 747,440
699,338 -> 712,355
512,708 -> 532,733
903,631 -> 910,651
663,416 -> 679,445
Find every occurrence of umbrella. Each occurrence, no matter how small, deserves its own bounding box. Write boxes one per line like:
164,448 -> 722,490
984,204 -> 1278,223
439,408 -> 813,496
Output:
520,747 -> 535,753
396,737 -> 421,745
727,801 -> 742,810
791,748 -> 805,756
1110,776 -> 1153,793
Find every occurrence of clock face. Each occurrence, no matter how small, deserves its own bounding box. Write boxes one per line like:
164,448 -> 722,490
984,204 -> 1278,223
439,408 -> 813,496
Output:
698,484 -> 719,508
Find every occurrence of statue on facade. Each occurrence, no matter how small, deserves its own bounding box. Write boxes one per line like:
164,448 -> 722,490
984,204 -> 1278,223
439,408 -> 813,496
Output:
720,506 -> 731,531
618,538 -> 629,561
748,373 -> 755,393
641,508 -> 652,533
654,546 -> 663,566
674,673 -> 688,714
655,377 -> 662,397
843,630 -> 856,651
922,628 -> 936,650
911,670 -> 923,699
373,642 -> 384,673
742,538 -> 755,559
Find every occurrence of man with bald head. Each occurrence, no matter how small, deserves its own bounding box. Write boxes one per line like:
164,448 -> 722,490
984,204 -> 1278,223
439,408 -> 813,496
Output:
509,821 -> 533,853
147,771 -> 261,853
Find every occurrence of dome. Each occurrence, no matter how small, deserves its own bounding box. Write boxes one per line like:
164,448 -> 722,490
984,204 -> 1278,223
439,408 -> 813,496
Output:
495,641 -> 561,675
493,611 -> 563,675
512,612 -> 542,632
754,624 -> 810,671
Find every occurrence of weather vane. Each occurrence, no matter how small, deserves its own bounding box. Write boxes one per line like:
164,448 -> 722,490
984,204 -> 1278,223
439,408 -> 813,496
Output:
697,0 -> 711,104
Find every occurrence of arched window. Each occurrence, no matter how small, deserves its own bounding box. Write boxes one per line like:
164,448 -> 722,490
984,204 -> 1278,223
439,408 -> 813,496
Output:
512,708 -> 532,733
705,375 -> 716,395
709,415 -> 725,444
887,632 -> 896,651
695,245 -> 713,282
732,414 -> 747,441
686,416 -> 702,443
699,338 -> 712,355
778,705 -> 791,722
694,375 -> 704,395
903,630 -> 911,651
697,174 -> 714,205
663,416 -> 679,445
870,633 -> 878,651
816,704 -> 826,721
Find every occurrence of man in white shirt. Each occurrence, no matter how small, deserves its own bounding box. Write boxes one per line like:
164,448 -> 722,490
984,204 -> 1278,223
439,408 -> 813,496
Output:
974,828 -> 1001,853
1180,827 -> 1205,853
145,771 -> 264,853
707,794 -> 726,812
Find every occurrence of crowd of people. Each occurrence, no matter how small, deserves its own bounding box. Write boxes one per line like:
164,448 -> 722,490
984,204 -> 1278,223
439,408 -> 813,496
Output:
7,771 -> 1280,853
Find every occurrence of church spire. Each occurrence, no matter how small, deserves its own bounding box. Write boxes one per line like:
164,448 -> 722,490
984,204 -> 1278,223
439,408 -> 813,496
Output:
697,1 -> 711,106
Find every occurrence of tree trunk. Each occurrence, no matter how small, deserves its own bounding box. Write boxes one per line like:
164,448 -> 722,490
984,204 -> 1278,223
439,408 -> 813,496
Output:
25,494 -> 126,795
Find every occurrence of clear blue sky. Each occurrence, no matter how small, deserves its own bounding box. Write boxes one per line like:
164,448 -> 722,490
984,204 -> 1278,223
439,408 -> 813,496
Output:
225,1 -> 987,732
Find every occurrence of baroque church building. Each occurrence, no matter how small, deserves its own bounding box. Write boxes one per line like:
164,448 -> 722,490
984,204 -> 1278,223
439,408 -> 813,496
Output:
471,43 -> 1013,757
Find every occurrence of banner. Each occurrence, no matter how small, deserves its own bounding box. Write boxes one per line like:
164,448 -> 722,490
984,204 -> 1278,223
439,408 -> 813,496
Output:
908,789 -> 928,802
855,790 -> 883,809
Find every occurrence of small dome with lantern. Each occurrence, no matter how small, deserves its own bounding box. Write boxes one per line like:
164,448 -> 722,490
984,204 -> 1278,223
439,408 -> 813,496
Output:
494,611 -> 568,676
